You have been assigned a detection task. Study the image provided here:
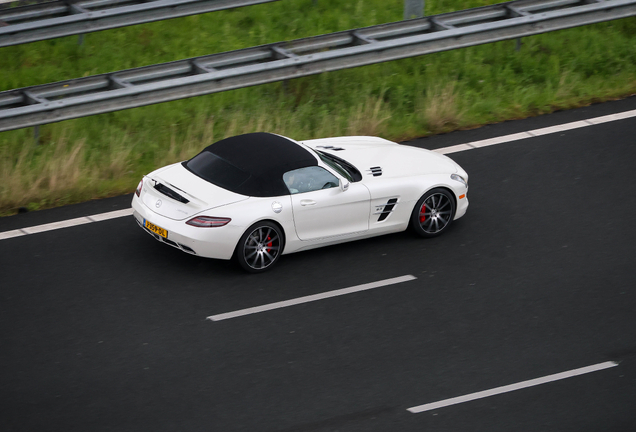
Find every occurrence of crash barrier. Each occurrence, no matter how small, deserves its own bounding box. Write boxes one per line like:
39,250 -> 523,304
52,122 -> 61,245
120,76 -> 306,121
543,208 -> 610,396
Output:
0,0 -> 278,47
1,0 -> 635,132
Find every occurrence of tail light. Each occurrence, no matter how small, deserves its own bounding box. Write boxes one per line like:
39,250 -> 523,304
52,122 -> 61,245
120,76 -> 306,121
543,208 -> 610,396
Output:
186,216 -> 231,227
135,179 -> 143,197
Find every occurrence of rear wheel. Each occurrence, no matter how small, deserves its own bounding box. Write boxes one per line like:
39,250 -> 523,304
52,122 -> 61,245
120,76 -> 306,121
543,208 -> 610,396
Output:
236,221 -> 283,273
411,188 -> 456,238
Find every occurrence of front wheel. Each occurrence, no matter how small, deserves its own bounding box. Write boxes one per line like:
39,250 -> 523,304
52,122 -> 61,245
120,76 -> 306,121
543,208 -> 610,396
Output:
411,188 -> 456,238
236,221 -> 284,273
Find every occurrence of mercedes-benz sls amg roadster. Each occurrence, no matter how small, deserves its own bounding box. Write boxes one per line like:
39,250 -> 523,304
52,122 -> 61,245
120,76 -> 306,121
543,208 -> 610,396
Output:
132,132 -> 468,272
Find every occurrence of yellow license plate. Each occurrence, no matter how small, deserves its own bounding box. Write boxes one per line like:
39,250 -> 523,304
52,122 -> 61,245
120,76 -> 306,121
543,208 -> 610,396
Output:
144,219 -> 168,238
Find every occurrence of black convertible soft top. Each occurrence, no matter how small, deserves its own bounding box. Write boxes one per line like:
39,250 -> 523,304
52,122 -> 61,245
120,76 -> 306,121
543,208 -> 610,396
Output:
183,132 -> 318,197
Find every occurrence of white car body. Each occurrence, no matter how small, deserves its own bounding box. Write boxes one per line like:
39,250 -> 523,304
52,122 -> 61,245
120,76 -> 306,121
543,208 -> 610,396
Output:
131,133 -> 468,270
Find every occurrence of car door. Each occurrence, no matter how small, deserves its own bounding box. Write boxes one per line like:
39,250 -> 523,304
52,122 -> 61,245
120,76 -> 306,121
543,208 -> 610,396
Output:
284,166 -> 370,240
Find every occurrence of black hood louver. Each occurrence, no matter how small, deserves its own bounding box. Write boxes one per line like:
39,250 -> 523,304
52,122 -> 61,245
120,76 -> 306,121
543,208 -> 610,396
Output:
154,182 -> 189,204
367,166 -> 383,177
317,145 -> 345,151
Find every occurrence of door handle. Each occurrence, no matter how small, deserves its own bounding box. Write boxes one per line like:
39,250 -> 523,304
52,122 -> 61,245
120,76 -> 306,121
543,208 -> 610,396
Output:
300,199 -> 316,206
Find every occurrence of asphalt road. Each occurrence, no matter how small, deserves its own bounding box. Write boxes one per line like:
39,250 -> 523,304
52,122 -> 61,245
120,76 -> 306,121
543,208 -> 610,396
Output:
1,97 -> 636,432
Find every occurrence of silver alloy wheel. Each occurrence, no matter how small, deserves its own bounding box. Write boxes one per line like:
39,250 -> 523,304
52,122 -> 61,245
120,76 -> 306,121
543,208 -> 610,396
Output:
242,225 -> 281,271
418,192 -> 453,234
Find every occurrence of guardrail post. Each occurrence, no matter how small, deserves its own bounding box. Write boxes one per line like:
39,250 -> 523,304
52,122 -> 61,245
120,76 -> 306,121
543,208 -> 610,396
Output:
404,0 -> 424,19
34,125 -> 40,145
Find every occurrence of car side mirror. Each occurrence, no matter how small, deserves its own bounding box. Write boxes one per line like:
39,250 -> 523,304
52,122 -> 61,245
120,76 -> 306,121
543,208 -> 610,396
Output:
339,178 -> 350,192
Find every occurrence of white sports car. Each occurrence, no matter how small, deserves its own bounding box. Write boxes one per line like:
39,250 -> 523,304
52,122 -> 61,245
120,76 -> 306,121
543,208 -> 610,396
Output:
131,133 -> 468,272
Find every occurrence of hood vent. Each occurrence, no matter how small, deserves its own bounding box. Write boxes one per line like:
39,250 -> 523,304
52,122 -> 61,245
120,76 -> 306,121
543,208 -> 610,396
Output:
367,166 -> 383,177
317,145 -> 345,151
154,182 -> 190,204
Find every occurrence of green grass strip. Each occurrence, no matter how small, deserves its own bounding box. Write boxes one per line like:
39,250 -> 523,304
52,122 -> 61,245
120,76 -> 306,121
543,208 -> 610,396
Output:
1,0 -> 635,215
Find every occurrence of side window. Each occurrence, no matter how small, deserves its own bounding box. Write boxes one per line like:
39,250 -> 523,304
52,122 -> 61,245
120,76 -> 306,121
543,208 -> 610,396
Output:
283,167 -> 339,195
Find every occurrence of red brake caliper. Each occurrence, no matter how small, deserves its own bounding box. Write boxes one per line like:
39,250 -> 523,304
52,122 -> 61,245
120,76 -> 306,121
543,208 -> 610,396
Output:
419,204 -> 426,223
266,236 -> 273,253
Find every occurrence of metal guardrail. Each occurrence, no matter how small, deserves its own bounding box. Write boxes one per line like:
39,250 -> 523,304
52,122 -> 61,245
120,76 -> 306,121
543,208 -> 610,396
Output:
0,0 -> 278,47
0,0 -> 50,6
1,0 -> 635,132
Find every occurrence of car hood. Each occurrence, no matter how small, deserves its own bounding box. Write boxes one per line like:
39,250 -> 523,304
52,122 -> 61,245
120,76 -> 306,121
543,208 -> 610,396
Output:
140,163 -> 248,220
303,136 -> 461,179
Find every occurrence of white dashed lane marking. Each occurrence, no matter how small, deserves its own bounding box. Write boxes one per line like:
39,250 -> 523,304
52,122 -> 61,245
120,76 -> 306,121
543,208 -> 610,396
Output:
407,361 -> 618,413
207,275 -> 417,321
1,108 -> 635,240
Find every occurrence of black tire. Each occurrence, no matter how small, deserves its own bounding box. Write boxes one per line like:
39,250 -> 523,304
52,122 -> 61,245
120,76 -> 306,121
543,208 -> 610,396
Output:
411,188 -> 456,238
236,221 -> 284,273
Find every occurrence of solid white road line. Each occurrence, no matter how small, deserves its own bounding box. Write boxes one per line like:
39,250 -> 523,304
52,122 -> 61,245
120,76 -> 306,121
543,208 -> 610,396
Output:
435,108 -> 636,155
0,208 -> 133,240
1,107 -> 635,240
207,275 -> 417,321
407,361 -> 618,413
0,229 -> 27,241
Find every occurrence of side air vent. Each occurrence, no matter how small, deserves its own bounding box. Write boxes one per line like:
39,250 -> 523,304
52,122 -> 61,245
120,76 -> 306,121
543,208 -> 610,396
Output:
367,166 -> 383,177
317,145 -> 345,151
154,182 -> 189,204
377,198 -> 398,222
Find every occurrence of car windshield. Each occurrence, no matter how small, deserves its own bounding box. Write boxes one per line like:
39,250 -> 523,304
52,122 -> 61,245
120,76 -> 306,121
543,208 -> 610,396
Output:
183,151 -> 250,191
314,150 -> 362,182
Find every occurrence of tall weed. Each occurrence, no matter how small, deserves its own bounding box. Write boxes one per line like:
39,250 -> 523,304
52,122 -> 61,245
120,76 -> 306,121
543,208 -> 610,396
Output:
346,94 -> 392,136
419,82 -> 463,133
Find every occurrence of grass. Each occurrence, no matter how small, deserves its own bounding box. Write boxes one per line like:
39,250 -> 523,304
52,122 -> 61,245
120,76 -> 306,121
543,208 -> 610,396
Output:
0,0 -> 635,215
